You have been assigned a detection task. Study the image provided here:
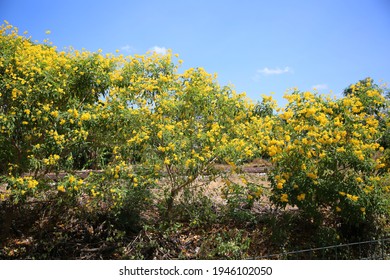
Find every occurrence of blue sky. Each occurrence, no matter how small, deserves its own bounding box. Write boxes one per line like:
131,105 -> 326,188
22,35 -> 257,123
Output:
1,0 -> 390,107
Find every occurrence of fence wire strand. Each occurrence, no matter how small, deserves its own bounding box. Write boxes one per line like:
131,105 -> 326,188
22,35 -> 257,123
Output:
255,238 -> 390,260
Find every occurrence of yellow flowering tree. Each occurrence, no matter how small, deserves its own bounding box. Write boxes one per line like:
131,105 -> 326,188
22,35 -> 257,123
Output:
0,22 -> 115,201
91,51 -> 258,219
344,77 -> 390,166
267,85 -> 389,237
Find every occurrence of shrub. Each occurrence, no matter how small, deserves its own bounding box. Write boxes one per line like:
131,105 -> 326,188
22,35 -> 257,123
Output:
266,85 -> 389,239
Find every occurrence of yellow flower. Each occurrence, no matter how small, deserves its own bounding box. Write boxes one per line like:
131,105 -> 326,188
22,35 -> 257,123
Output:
346,194 -> 359,202
276,182 -> 284,189
280,193 -> 289,203
50,110 -> 59,118
336,147 -> 346,153
43,104 -> 50,112
355,177 -> 363,183
80,112 -> 91,121
297,193 -> 306,201
281,111 -> 293,120
68,175 -> 76,184
57,185 -> 65,192
16,177 -> 24,185
375,162 -> 385,169
27,179 -> 38,189
354,150 -> 364,161
164,158 -> 170,165
165,124 -> 174,131
268,145 -> 278,157
305,107 -> 316,117
68,108 -> 79,118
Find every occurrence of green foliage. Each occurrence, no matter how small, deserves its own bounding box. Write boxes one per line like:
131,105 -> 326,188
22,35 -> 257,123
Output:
191,228 -> 250,259
253,98 -> 274,118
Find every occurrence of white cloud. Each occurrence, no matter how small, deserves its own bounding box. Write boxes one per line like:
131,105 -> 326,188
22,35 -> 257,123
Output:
257,66 -> 292,76
120,45 -> 135,53
312,84 -> 328,90
149,46 -> 168,55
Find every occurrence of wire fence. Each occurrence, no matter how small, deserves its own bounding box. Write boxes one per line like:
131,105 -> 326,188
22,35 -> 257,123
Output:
257,238 -> 390,260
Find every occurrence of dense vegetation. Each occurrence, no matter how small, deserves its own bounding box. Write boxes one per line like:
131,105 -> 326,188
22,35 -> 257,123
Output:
1,22 -> 389,259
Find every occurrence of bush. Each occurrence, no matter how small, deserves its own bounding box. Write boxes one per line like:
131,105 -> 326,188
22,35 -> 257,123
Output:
266,86 -> 390,239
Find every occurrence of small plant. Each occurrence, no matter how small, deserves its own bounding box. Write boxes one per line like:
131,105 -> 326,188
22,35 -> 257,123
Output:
199,229 -> 251,259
